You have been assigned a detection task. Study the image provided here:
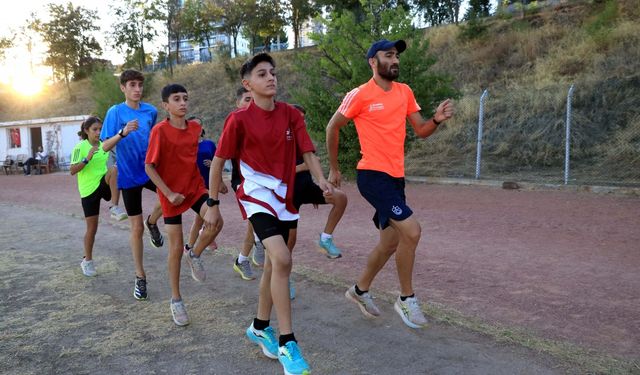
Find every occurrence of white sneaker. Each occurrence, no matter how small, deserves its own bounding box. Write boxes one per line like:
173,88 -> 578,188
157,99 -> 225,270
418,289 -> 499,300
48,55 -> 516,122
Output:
80,258 -> 96,277
170,300 -> 190,326
394,296 -> 428,328
109,205 -> 128,221
345,285 -> 380,318
185,251 -> 206,282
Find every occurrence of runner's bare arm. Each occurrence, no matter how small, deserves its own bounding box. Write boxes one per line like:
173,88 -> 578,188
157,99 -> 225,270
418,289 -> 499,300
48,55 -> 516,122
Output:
101,119 -> 139,152
203,156 -> 225,231
302,151 -> 333,196
326,111 -> 351,187
408,99 -> 454,138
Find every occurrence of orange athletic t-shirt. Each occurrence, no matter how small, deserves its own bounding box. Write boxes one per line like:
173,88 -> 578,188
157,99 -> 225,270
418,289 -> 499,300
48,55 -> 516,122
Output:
338,79 -> 421,177
145,119 -> 208,217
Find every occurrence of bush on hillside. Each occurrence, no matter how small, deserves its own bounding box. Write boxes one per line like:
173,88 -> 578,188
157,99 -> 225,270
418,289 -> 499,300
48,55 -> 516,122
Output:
291,0 -> 458,175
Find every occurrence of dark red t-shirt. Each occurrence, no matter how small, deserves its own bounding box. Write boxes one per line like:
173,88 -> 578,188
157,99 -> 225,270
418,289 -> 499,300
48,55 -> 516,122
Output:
146,119 -> 208,217
216,101 -> 315,215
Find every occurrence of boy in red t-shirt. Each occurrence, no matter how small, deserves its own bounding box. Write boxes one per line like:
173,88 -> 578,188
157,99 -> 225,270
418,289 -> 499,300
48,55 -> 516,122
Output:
204,53 -> 332,375
145,84 -> 225,327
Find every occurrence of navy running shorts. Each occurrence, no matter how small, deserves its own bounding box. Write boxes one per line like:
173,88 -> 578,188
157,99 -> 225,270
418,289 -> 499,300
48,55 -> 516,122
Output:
356,169 -> 413,230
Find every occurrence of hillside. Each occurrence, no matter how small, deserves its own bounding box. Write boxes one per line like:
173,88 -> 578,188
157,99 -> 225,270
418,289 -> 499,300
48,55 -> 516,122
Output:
1,0 -> 638,185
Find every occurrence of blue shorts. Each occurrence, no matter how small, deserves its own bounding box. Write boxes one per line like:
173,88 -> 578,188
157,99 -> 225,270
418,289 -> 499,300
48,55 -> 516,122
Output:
357,169 -> 413,230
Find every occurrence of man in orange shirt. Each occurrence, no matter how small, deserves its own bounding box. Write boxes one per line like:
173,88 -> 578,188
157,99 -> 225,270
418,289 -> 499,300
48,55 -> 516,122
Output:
326,39 -> 454,329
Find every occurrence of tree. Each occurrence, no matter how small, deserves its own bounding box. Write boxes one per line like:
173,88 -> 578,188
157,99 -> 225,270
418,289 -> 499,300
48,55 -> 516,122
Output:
166,0 -> 182,75
242,0 -> 286,52
0,37 -> 12,61
413,0 -> 462,25
285,0 -> 320,49
32,2 -> 102,99
181,0 -> 224,60
111,0 -> 165,70
464,0 -> 491,20
219,0 -> 252,57
292,0 -> 458,173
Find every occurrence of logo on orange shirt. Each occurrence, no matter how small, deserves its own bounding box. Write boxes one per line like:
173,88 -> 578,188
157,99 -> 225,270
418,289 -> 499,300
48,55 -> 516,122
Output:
369,103 -> 385,112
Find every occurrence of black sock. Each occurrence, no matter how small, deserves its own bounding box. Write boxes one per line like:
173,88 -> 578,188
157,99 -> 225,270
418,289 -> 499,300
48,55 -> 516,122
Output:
400,293 -> 415,301
253,318 -> 269,331
279,333 -> 296,347
354,284 -> 367,296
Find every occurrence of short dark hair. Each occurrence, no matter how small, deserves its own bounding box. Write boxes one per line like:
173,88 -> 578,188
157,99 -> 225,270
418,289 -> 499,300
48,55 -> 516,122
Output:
292,104 -> 306,115
236,86 -> 249,99
240,53 -> 275,79
78,116 -> 102,140
161,84 -> 188,102
120,69 -> 144,85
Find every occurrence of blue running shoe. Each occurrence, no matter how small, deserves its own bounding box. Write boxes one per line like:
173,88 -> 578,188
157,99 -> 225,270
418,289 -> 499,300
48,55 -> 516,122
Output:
246,323 -> 278,359
278,341 -> 310,375
318,236 -> 342,259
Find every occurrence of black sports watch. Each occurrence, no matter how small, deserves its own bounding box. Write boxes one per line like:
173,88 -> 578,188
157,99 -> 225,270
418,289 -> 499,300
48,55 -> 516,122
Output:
206,198 -> 220,207
118,128 -> 127,137
82,157 -> 89,164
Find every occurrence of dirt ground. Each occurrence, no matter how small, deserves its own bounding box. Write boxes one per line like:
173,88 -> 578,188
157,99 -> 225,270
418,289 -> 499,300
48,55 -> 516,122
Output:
1,172 -> 639,374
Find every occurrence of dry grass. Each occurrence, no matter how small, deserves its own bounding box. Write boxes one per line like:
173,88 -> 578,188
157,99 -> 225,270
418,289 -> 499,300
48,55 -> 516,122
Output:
0,0 -> 638,185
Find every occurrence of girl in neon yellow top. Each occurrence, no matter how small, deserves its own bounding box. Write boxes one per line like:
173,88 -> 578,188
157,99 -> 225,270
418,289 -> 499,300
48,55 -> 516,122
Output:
70,116 -> 115,277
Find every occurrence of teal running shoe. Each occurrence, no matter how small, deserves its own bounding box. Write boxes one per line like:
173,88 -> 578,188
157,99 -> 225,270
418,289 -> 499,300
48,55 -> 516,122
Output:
278,341 -> 310,375
318,236 -> 342,259
246,323 -> 278,359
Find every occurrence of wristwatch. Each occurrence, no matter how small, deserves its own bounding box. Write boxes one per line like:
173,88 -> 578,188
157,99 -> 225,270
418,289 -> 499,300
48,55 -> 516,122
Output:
206,198 -> 220,207
82,157 -> 89,164
118,128 -> 127,137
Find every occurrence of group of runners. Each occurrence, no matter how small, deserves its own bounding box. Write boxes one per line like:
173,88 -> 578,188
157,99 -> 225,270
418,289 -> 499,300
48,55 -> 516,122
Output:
70,39 -> 454,375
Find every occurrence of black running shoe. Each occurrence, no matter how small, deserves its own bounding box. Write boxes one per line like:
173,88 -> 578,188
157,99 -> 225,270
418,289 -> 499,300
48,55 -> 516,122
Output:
134,276 -> 147,300
144,215 -> 164,248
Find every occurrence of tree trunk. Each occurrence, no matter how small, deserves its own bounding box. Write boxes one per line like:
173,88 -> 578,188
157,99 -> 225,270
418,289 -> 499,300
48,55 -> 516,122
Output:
232,31 -> 238,57
175,32 -> 181,64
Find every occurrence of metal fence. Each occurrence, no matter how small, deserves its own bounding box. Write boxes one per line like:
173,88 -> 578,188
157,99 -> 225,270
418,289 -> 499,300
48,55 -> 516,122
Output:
406,77 -> 640,187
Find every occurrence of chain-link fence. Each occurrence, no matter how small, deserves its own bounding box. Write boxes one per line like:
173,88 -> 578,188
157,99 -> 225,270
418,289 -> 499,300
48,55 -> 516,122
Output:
406,76 -> 640,187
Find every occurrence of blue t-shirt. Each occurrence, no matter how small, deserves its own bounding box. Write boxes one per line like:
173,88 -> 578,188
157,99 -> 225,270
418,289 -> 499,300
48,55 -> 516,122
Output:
101,102 -> 158,189
196,139 -> 216,187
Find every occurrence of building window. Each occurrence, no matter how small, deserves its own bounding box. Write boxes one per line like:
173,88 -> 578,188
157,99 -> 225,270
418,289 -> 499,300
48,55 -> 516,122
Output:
8,128 -> 21,148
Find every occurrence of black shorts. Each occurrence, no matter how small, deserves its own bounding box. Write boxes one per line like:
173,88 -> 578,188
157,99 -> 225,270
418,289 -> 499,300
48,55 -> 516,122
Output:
121,179 -> 157,217
249,213 -> 297,243
293,172 -> 326,210
357,169 -> 413,230
81,176 -> 112,217
164,194 -> 208,225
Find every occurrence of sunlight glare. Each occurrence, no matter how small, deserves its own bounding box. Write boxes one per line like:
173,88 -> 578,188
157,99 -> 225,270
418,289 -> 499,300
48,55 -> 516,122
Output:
11,73 -> 44,96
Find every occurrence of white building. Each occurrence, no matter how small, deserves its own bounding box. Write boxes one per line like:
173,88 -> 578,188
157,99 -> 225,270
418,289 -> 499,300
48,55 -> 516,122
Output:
0,115 -> 87,169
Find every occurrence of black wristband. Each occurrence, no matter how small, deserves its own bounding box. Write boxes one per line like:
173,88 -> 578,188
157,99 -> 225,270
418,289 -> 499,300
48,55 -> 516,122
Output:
433,117 -> 442,126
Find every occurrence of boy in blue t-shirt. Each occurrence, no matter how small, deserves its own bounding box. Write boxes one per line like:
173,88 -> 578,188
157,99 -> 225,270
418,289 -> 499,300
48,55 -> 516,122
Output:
101,69 -> 164,301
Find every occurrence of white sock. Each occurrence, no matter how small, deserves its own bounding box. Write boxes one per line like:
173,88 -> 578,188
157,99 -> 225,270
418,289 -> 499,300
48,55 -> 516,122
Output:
238,254 -> 250,263
321,232 -> 333,241
253,232 -> 260,242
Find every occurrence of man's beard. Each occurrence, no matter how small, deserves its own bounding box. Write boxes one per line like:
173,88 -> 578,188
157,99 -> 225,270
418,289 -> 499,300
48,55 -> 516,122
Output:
377,60 -> 399,80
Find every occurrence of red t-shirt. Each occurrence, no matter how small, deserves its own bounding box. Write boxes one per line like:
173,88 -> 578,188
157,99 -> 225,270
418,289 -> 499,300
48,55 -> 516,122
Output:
216,101 -> 316,216
146,119 -> 208,217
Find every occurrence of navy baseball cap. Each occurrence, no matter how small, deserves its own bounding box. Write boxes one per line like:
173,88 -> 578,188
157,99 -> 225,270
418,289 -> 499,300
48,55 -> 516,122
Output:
366,39 -> 406,59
